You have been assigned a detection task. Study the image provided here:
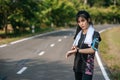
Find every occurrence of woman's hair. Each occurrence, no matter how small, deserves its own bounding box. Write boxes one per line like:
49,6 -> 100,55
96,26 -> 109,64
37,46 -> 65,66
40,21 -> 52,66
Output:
76,10 -> 91,24
74,10 -> 92,39
74,25 -> 81,39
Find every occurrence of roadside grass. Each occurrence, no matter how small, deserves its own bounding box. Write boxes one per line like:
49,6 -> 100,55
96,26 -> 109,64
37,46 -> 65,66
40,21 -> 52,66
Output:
99,27 -> 120,80
0,27 -> 54,45
0,26 -> 71,45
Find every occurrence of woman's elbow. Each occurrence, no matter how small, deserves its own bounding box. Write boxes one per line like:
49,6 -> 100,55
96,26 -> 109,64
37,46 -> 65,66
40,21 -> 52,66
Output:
90,48 -> 96,53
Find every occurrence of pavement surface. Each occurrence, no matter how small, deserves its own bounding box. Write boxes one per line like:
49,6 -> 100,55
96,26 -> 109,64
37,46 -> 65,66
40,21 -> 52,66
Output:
0,24 -> 119,80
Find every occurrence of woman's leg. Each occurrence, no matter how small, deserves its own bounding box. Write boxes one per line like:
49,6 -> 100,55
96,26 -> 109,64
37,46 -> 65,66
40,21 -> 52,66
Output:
82,74 -> 93,80
74,72 -> 82,80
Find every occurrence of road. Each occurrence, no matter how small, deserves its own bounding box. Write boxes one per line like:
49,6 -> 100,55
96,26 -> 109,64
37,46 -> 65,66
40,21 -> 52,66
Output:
0,24 -> 119,80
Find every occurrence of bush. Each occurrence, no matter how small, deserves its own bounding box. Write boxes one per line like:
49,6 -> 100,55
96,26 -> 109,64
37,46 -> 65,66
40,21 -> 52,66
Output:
87,6 -> 120,24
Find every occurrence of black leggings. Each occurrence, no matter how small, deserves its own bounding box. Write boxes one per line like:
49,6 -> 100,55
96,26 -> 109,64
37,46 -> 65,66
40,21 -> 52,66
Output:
74,72 -> 93,80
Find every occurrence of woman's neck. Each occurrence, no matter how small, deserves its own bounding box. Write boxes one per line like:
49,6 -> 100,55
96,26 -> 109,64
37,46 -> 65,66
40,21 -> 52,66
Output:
82,28 -> 88,34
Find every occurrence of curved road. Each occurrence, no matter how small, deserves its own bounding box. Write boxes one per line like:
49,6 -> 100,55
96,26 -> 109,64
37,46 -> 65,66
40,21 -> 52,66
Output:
0,24 -> 119,80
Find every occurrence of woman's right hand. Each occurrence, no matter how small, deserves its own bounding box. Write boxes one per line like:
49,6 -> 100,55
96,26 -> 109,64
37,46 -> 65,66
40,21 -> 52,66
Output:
66,47 -> 77,58
71,46 -> 77,50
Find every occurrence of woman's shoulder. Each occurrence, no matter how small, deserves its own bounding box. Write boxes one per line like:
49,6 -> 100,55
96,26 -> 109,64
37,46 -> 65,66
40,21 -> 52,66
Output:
93,31 -> 100,36
93,31 -> 101,41
94,31 -> 99,34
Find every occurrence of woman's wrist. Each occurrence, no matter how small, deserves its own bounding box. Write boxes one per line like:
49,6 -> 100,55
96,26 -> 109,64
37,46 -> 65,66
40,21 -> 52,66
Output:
77,48 -> 82,53
77,48 -> 79,53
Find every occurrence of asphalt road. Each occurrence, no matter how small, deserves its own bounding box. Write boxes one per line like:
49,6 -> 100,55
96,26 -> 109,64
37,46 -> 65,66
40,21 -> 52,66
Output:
0,24 -> 119,80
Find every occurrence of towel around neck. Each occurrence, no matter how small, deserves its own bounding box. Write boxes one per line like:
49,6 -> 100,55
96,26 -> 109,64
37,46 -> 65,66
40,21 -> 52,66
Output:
73,25 -> 95,47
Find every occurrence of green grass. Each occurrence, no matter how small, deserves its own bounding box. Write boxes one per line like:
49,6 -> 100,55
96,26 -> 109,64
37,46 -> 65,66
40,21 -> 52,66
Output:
99,27 -> 120,80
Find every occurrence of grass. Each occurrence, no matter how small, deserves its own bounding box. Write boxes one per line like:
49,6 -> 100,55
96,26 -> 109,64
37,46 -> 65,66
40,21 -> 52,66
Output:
99,27 -> 120,80
0,26 -> 70,45
0,27 -> 55,45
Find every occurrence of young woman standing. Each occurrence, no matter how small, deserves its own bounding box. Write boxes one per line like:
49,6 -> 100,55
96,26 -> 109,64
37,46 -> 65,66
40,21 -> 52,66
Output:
66,10 -> 101,80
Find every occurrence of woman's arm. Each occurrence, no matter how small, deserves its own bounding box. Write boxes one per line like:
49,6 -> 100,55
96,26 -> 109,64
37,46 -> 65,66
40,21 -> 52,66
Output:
78,32 -> 101,54
78,47 -> 95,54
66,47 -> 95,58
66,46 -> 77,58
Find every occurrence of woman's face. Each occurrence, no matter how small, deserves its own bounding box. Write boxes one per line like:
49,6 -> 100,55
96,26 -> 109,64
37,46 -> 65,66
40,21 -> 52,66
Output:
77,17 -> 89,30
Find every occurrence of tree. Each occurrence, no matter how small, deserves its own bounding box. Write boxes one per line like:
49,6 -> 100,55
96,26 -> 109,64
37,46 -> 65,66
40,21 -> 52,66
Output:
0,0 -> 11,35
39,0 -> 76,26
0,0 -> 41,35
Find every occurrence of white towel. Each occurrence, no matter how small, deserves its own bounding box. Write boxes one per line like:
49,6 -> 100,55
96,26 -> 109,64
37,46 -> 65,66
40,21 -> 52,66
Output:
73,25 -> 95,47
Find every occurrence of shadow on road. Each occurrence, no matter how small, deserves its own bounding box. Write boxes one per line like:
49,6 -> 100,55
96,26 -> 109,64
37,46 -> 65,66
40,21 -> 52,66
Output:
0,58 -> 74,80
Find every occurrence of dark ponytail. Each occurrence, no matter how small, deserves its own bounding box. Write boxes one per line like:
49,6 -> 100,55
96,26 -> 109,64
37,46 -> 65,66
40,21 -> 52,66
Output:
74,26 -> 81,39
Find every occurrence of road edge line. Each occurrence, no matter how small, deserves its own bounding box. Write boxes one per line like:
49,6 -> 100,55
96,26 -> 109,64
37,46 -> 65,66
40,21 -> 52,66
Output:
96,28 -> 112,80
0,29 -> 72,47
95,51 -> 110,80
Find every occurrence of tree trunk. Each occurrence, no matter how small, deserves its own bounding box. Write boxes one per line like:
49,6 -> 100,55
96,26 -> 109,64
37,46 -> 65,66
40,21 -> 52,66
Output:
4,10 -> 8,37
84,0 -> 87,5
114,0 -> 116,6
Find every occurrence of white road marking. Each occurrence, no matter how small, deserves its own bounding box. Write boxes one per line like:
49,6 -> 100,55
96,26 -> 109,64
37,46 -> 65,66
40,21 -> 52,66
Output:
0,26 -> 114,79
0,30 -> 61,47
38,51 -> 45,56
50,44 -> 55,47
99,29 -> 106,33
9,30 -> 63,45
10,37 -> 33,45
96,28 -> 112,80
17,67 -> 27,74
0,44 -> 7,48
95,52 -> 110,80
64,36 -> 67,38
99,28 -> 112,33
58,39 -> 62,42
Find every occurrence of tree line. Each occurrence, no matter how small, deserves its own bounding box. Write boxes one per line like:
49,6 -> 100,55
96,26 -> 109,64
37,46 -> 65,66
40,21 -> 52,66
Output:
0,0 -> 120,36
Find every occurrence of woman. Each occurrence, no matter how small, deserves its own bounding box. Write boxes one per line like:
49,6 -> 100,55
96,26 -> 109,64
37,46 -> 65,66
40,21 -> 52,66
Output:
66,10 -> 101,80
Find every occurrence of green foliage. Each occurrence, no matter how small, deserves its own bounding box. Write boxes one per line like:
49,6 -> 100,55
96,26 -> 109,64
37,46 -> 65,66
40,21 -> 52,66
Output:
39,0 -> 76,26
0,0 -> 41,34
0,0 -> 120,36
50,1 -> 76,26
87,6 -> 120,24
8,0 -> 40,30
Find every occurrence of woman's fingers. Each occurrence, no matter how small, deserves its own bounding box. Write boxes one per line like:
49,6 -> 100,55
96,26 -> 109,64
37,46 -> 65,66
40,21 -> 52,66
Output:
66,47 -> 78,58
71,47 -> 74,50
71,46 -> 76,50
66,50 -> 76,58
66,53 -> 69,58
66,51 -> 71,58
66,52 -> 71,58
